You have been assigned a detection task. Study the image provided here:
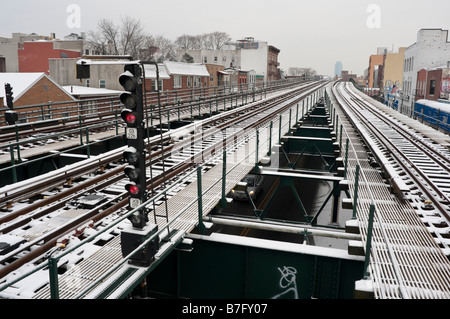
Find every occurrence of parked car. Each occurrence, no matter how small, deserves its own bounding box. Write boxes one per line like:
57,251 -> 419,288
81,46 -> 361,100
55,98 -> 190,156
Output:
231,174 -> 265,200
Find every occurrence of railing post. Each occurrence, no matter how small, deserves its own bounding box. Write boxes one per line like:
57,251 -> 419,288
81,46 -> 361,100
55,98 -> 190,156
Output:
85,128 -> 90,158
221,151 -> 227,208
363,204 -> 376,279
167,110 -> 170,131
197,167 -> 206,234
49,257 -> 59,299
344,138 -> 349,179
352,165 -> 360,219
255,129 -> 259,169
79,115 -> 83,145
278,114 -> 282,144
14,124 -> 21,163
115,110 -> 119,136
268,121 -> 273,156
302,100 -> 305,120
288,109 -> 292,135
9,145 -> 17,183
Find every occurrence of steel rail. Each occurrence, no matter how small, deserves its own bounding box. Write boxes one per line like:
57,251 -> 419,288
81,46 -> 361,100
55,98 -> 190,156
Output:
343,84 -> 450,222
0,81 -> 325,285
333,81 -> 450,299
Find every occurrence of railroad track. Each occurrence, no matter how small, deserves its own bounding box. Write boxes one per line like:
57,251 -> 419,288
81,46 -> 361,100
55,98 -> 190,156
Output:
334,81 -> 450,253
331,81 -> 450,299
0,80 -> 305,147
0,81 -> 326,297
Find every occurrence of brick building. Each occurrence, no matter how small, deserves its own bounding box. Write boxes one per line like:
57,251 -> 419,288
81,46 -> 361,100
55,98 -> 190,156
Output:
368,53 -> 385,88
0,72 -> 76,124
177,38 -> 281,82
19,41 -> 82,74
144,61 -> 210,93
415,66 -> 450,101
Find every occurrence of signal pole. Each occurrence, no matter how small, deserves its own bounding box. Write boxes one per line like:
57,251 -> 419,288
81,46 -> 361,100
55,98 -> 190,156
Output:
119,62 -> 158,266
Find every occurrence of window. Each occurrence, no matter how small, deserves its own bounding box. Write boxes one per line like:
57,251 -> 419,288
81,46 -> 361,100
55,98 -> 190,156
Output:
99,79 -> 106,88
203,56 -> 207,63
214,56 -> 218,63
187,76 -> 192,88
429,80 -> 436,95
173,75 -> 182,88
152,80 -> 163,91
86,79 -> 90,87
222,56 -> 226,62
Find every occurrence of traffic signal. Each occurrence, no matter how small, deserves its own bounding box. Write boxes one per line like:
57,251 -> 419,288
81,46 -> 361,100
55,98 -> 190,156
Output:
5,83 -> 13,109
119,63 -> 148,229
5,110 -> 18,125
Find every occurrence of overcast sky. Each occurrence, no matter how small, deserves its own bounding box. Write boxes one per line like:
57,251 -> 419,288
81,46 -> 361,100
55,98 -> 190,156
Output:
2,0 -> 450,76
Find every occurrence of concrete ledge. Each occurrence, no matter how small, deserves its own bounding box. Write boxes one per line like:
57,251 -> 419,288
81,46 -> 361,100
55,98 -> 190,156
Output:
342,197 -> 353,209
345,219 -> 360,234
348,240 -> 364,256
354,278 -> 375,299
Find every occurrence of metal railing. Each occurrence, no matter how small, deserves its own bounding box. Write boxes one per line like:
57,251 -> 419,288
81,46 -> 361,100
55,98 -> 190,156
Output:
0,81 -> 322,299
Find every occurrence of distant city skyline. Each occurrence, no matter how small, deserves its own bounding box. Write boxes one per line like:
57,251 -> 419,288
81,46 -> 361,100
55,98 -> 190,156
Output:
334,61 -> 343,77
2,0 -> 450,76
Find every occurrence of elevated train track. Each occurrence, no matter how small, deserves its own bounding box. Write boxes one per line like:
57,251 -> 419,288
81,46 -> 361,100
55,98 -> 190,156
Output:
0,80 -> 326,298
332,81 -> 450,298
3,78 -> 450,299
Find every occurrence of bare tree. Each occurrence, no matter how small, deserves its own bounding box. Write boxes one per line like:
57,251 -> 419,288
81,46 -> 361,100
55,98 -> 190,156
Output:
288,67 -> 317,77
175,34 -> 201,50
208,31 -> 231,50
175,32 -> 231,50
288,67 -> 303,76
87,19 -> 120,55
87,16 -> 146,59
142,35 -> 176,62
120,16 -> 146,59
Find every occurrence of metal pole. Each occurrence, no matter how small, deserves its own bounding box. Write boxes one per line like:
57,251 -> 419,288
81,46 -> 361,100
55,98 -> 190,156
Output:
221,151 -> 227,207
352,165 -> 360,219
344,138 -> 349,179
197,167 -> 206,234
363,204 -> 375,279
268,121 -> 273,156
14,125 -> 21,163
79,115 -> 83,145
9,145 -> 17,183
288,109 -> 292,135
278,114 -> 282,144
49,257 -> 59,299
255,129 -> 259,169
85,128 -> 90,158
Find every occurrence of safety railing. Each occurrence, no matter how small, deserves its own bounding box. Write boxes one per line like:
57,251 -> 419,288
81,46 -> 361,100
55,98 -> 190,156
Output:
330,82 -> 410,299
0,81 -> 321,299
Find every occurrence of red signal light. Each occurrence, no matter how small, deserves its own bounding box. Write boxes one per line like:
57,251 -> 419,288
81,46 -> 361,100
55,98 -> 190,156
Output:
126,183 -> 141,196
129,184 -> 140,195
125,112 -> 137,124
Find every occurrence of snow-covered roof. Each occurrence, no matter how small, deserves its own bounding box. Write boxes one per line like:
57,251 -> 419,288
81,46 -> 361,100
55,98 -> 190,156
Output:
0,72 -> 76,102
416,99 -> 450,113
164,61 -> 210,77
63,86 -> 123,97
76,58 -> 134,65
143,63 -> 171,79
